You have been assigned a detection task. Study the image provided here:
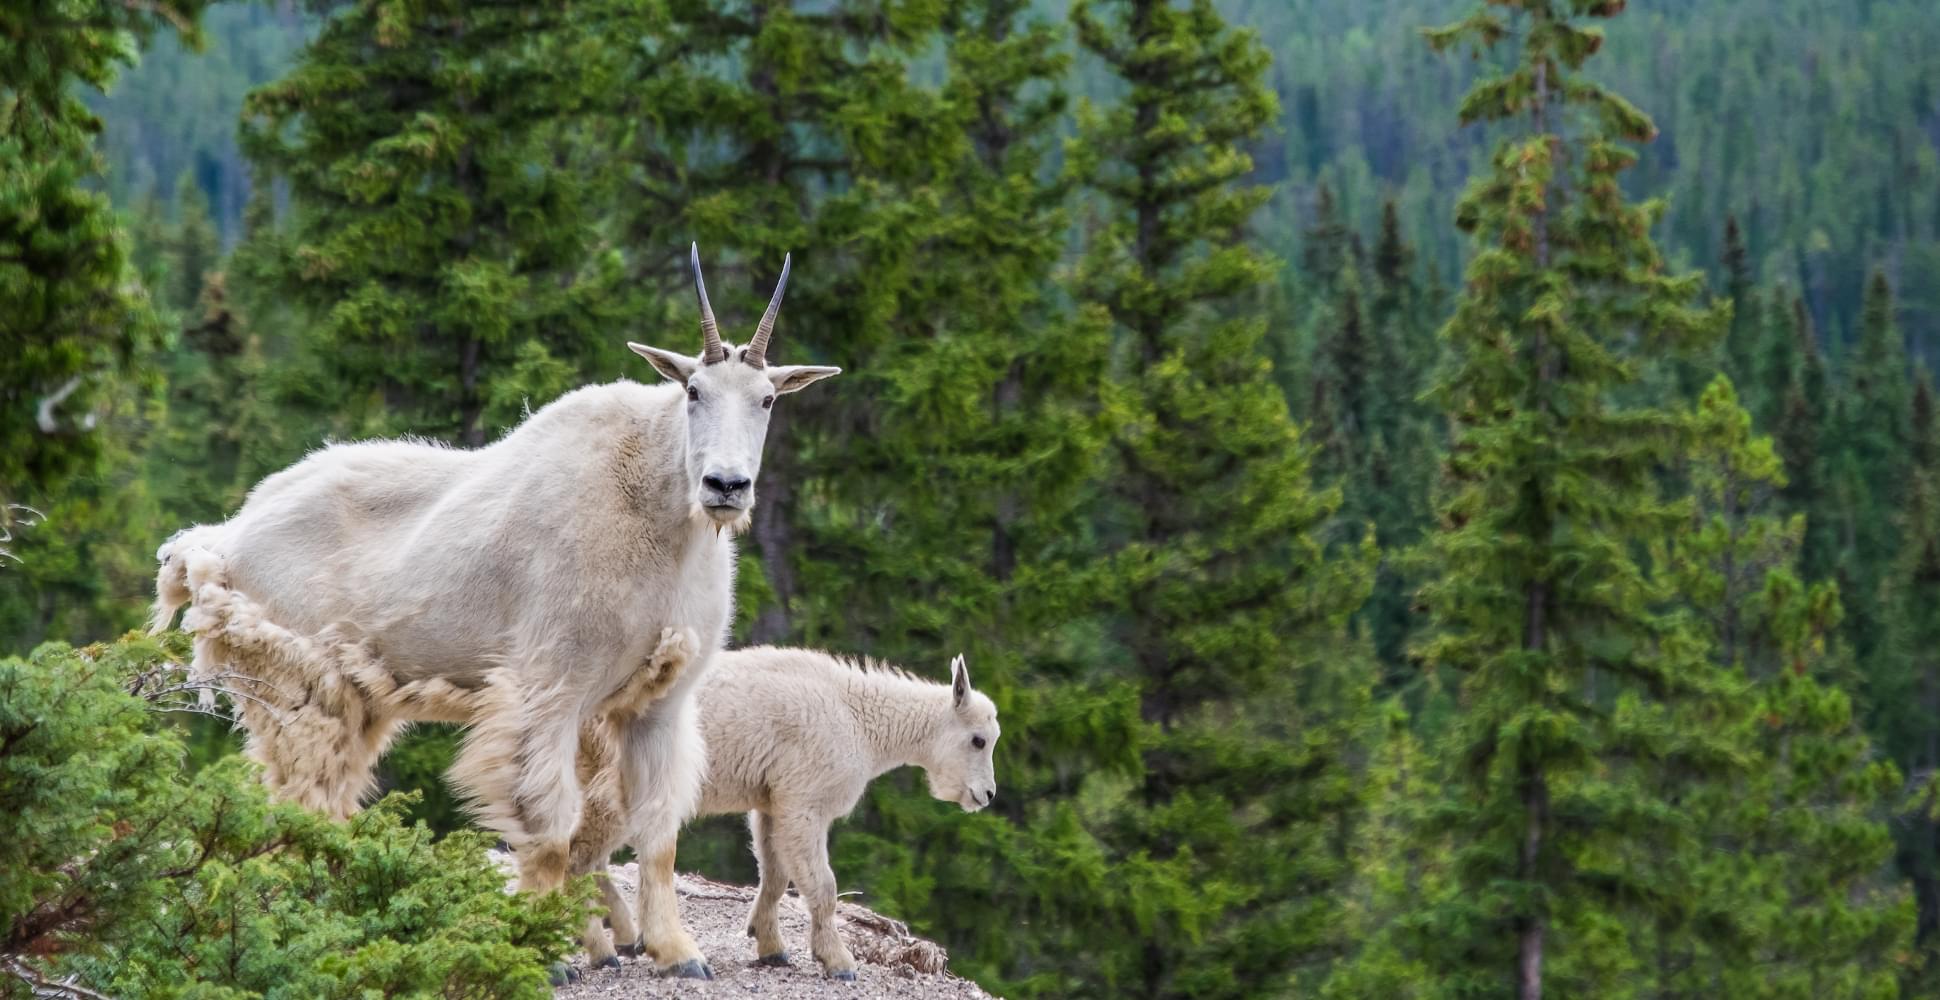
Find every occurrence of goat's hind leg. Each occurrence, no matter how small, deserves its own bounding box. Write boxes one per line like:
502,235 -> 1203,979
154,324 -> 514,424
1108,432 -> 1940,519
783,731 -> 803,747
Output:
771,812 -> 857,980
568,733 -> 631,971
182,570 -> 396,820
448,669 -> 585,893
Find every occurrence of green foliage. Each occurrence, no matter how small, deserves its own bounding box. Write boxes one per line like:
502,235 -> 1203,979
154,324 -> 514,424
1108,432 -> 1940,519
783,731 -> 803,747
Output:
1235,0 -> 1940,362
0,634 -> 585,999
8,1 -> 1940,997
1296,192 -> 1442,678
1875,377 -> 1940,974
1066,1 -> 1378,995
0,0 -> 208,523
240,0 -> 628,446
1403,2 -> 1738,995
1655,378 -> 1912,998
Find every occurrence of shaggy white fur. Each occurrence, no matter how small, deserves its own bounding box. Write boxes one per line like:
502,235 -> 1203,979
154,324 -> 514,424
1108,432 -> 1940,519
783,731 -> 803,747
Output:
150,257 -> 837,977
574,647 -> 1000,979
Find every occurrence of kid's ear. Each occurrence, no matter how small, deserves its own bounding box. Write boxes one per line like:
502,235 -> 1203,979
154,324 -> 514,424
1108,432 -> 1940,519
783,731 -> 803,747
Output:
951,654 -> 970,710
767,364 -> 841,395
629,342 -> 700,385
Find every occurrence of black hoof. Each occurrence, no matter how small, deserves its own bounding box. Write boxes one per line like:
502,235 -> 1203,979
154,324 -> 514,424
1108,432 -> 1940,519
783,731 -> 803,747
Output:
593,955 -> 621,971
756,951 -> 791,967
831,969 -> 857,982
664,959 -> 713,980
547,962 -> 580,986
615,939 -> 646,958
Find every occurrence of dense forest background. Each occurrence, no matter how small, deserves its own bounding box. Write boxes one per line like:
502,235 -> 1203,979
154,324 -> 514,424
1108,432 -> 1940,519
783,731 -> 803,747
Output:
7,0 -> 1940,997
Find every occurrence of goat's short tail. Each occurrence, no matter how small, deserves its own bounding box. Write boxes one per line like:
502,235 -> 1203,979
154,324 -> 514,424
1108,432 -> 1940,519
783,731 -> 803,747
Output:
149,526 -> 220,634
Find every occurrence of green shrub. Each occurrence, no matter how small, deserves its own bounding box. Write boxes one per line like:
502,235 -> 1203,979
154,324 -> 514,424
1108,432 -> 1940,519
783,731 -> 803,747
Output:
1,634 -> 587,999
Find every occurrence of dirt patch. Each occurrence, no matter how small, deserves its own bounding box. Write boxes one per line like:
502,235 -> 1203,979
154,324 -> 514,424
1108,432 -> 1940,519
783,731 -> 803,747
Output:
547,860 -> 997,1000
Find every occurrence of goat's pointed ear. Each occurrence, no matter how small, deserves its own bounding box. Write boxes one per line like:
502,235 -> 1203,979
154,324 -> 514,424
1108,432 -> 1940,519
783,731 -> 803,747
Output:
951,654 -> 970,709
767,364 -> 841,396
629,342 -> 700,385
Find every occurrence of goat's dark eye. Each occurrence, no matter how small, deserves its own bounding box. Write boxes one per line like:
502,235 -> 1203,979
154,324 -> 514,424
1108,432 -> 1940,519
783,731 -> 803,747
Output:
971,736 -> 986,750
686,385 -> 700,402
761,395 -> 775,410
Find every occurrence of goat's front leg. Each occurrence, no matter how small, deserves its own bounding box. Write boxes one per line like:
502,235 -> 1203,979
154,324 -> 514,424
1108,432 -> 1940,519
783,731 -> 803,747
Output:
771,811 -> 855,979
619,693 -> 710,979
634,839 -> 710,979
746,810 -> 791,964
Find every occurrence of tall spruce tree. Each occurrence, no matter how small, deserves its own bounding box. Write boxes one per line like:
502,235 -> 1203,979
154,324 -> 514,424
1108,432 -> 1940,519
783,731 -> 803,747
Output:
1718,214 -> 1757,390
1363,200 -> 1441,677
1069,1 -> 1376,995
168,172 -> 219,316
1656,377 -> 1911,998
1834,269 -> 1914,664
0,0 -> 209,530
1764,293 -> 1843,583
1876,376 -> 1940,964
1408,3 -> 1733,997
239,0 -> 626,446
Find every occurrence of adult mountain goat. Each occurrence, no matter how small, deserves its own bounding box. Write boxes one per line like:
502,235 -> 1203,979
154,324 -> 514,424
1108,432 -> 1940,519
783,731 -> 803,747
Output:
149,248 -> 836,976
573,647 -> 1000,979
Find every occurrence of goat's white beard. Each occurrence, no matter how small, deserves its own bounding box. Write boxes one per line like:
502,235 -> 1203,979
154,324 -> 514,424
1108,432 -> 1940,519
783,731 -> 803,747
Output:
690,502 -> 752,536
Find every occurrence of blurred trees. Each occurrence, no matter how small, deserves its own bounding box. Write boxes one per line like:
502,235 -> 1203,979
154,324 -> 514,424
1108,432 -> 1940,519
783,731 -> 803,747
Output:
4,0 -> 1939,996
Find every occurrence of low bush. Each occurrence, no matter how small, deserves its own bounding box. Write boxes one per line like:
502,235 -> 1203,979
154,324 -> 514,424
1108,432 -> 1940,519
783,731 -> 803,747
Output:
1,633 -> 586,1000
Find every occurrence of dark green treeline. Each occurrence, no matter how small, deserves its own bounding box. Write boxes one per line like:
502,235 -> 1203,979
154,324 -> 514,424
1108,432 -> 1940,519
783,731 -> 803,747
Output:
6,0 -> 1940,997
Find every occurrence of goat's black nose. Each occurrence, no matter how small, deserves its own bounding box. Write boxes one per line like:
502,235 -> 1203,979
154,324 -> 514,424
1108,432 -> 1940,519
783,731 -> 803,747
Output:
703,473 -> 751,495
983,789 -> 996,805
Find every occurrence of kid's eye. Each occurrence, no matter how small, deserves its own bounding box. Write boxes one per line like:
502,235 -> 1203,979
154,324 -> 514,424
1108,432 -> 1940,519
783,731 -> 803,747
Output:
687,385 -> 700,402
762,395 -> 775,410
971,736 -> 986,750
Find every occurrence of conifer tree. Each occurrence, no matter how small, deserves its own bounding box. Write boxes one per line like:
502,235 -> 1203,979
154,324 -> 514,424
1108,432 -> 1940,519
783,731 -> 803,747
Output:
1362,200 -> 1441,675
169,173 -> 220,316
1656,378 -> 1911,998
126,190 -> 173,304
1719,214 -> 1757,387
1875,376 -> 1940,960
1369,198 -> 1436,442
1320,718 -> 1446,1000
1770,294 -> 1841,583
1069,0 -> 1376,994
1311,265 -> 1374,496
1409,3 -> 1732,996
2,636 -> 585,997
240,0 -> 626,446
0,1 -> 208,524
1834,269 -> 1914,664
1302,182 -> 1358,293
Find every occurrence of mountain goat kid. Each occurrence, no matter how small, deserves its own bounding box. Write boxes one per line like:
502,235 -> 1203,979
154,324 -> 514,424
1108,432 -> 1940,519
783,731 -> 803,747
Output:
575,647 -> 999,979
148,248 -> 836,977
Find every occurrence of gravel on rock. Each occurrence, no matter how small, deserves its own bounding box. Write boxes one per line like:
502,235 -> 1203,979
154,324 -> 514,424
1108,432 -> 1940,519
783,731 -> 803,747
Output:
543,861 -> 999,1000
